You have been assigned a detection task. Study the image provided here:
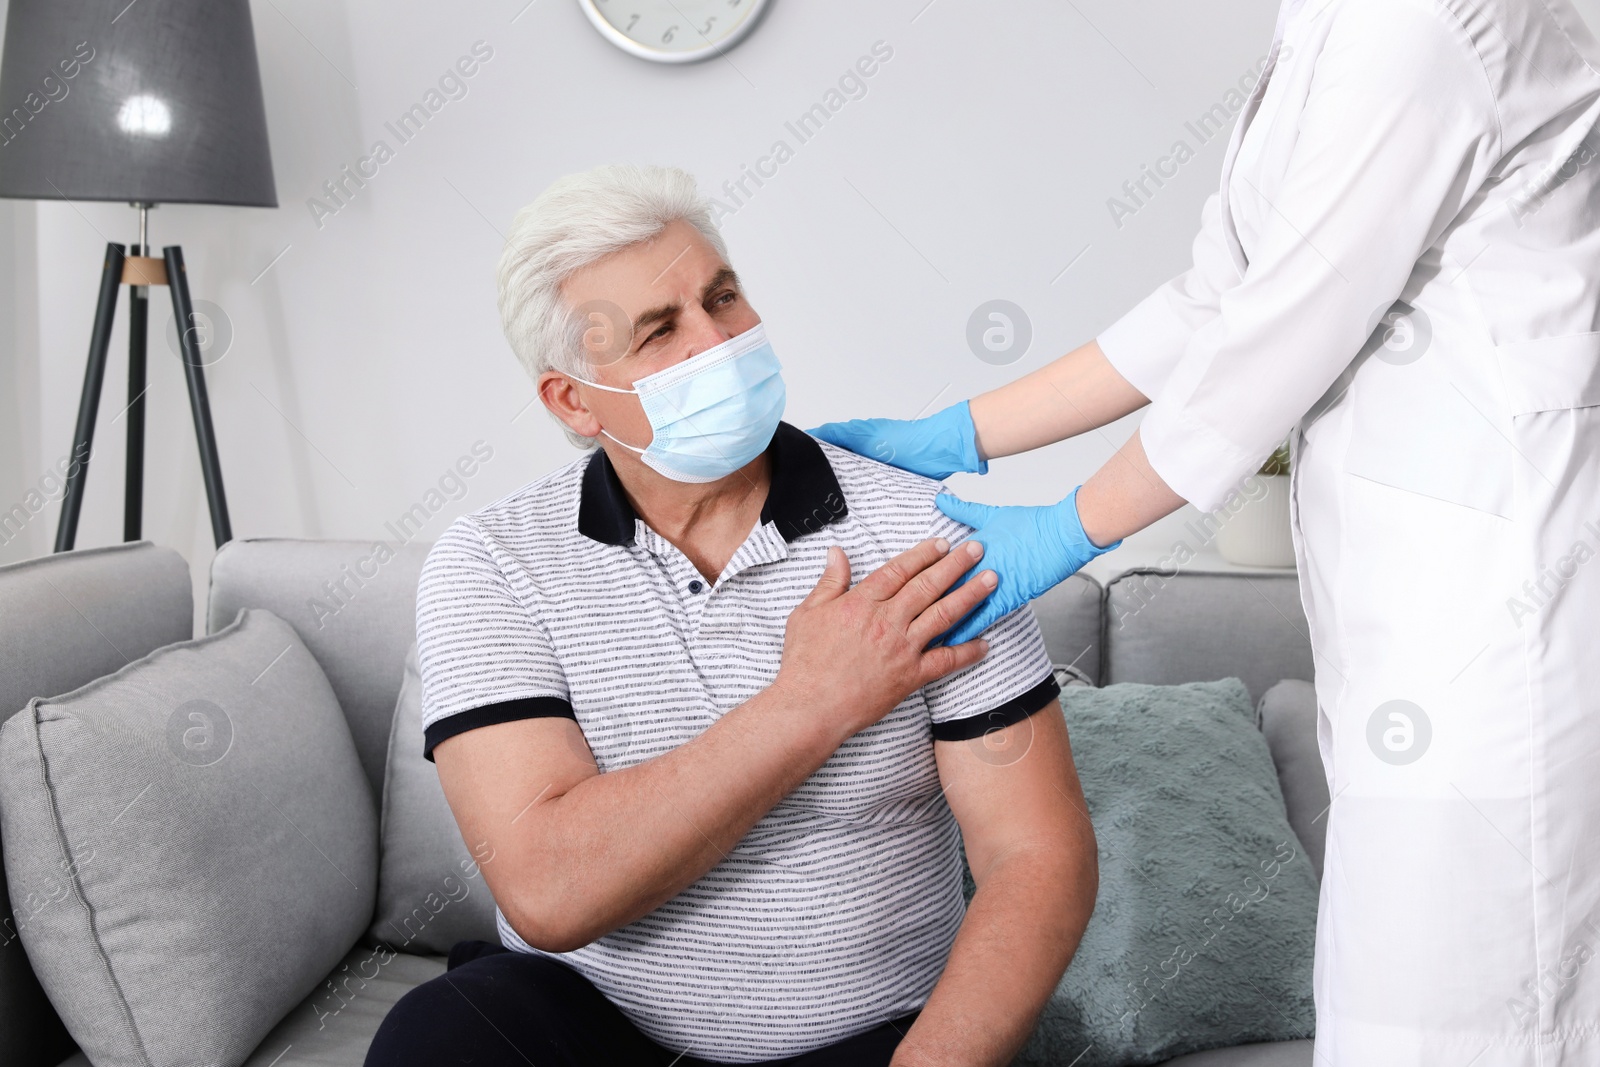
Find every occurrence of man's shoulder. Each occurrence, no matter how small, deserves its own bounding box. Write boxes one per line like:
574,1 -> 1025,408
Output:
813,437 -> 978,547
472,451 -> 591,531
423,452 -> 594,570
814,437 -> 944,513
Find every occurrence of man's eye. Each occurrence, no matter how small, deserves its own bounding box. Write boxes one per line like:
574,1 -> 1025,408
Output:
713,290 -> 737,306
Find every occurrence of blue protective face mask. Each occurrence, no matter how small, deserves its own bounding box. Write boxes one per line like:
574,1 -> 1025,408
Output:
572,323 -> 787,484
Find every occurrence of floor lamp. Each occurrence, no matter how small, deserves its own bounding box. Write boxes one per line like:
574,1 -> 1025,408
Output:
0,0 -> 277,553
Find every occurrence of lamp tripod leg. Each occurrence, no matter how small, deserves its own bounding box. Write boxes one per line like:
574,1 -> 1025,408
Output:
54,243 -> 125,554
124,259 -> 147,543
163,245 -> 232,548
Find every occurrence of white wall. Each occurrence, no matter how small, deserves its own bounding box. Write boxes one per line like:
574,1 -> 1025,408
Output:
7,0 -> 1600,612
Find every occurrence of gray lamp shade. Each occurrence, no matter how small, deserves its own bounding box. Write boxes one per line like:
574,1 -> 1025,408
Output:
0,0 -> 277,207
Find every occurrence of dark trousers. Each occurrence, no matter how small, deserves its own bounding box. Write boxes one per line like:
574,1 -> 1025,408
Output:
365,940 -> 921,1067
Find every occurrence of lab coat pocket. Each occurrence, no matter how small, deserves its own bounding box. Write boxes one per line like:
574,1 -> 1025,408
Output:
1340,335 -> 1515,519
1493,331 -> 1600,530
1494,331 -> 1600,416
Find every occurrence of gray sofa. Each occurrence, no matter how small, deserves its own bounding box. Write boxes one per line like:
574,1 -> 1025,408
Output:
0,539 -> 1322,1066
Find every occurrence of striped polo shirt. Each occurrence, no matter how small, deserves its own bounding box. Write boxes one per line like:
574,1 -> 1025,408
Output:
415,422 -> 1058,1062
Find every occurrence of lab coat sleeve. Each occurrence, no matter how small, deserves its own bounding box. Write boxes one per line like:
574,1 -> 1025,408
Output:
1137,0 -> 1500,512
1097,189 -> 1242,402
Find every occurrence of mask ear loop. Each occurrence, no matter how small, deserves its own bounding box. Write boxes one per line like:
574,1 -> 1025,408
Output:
598,430 -> 648,454
567,374 -> 634,394
567,372 -> 650,453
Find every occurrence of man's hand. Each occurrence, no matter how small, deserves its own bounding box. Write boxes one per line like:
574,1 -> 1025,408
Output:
775,537 -> 996,741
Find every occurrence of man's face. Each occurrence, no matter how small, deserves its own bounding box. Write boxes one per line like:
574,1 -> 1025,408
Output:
544,219 -> 761,453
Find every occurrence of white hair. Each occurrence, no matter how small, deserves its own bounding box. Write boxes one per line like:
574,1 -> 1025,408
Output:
496,164 -> 730,448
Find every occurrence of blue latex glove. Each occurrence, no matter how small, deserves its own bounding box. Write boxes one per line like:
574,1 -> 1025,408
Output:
807,400 -> 989,480
934,486 -> 1121,646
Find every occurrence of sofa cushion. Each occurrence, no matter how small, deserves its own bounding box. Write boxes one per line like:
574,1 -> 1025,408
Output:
52,944 -> 447,1067
0,541 -> 194,721
1257,680 -> 1330,881
369,642 -> 501,954
1104,571 -> 1312,703
1013,679 -> 1318,1066
0,608 -> 377,1067
207,538 -> 434,802
0,541 -> 194,1067
1030,573 -> 1104,683
1157,1039 -> 1315,1065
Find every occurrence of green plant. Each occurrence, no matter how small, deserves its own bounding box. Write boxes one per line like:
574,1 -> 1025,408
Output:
1258,440 -> 1292,477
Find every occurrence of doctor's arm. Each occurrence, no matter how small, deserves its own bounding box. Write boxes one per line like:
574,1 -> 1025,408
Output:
966,338 -> 1151,459
916,0 -> 1498,644
958,340 -> 1261,545
809,189 -> 1240,474
890,702 -> 1097,1067
1084,0 -> 1498,516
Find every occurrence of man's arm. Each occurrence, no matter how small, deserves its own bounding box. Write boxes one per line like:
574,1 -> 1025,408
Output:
433,537 -> 994,952
892,699 -> 1098,1067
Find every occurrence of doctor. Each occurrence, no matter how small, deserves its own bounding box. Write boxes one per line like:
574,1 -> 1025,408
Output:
814,0 -> 1600,1063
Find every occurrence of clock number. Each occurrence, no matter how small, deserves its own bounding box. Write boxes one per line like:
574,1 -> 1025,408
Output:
585,0 -> 765,58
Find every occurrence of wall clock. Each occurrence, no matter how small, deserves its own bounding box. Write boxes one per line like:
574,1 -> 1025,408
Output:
578,0 -> 770,64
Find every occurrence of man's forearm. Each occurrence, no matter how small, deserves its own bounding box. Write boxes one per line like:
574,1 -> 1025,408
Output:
512,683 -> 847,950
892,845 -> 1097,1067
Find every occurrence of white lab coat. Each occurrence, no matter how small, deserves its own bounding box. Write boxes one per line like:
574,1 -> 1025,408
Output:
1097,0 -> 1600,1062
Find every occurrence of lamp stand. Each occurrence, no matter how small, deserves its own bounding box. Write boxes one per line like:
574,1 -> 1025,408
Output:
53,206 -> 232,552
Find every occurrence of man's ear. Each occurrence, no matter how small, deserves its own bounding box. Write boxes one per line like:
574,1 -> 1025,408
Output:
538,371 -> 602,441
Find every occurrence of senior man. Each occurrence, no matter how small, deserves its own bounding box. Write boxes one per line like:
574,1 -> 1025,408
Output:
366,164 -> 1097,1067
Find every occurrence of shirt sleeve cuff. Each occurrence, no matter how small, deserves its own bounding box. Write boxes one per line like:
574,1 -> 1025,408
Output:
423,695 -> 576,762
930,673 -> 1062,743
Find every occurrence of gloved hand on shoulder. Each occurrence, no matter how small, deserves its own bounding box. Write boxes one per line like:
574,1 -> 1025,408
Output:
933,485 -> 1120,645
808,400 -> 988,480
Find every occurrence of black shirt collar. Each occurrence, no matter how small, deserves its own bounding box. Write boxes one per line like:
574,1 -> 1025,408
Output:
577,422 -> 848,547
